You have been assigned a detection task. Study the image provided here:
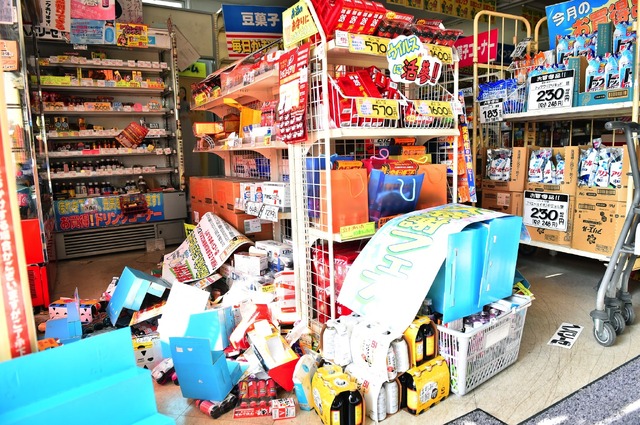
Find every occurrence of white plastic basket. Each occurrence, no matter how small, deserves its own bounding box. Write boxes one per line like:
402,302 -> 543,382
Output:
437,295 -> 531,395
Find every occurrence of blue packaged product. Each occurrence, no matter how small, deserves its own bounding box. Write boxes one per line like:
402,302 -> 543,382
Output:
609,148 -> 624,188
594,148 -> 612,188
554,153 -> 565,184
605,53 -> 620,89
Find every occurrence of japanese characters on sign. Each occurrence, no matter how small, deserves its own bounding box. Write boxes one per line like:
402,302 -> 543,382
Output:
386,35 -> 443,86
523,191 -> 570,231
278,42 -> 310,144
527,70 -> 574,111
545,0 -> 637,48
39,0 -> 70,32
53,193 -> 165,231
454,29 -> 498,68
283,0 -> 318,49
222,5 -> 285,59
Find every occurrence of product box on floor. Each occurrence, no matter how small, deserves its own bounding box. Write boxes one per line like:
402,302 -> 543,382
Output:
572,198 -> 626,255
49,297 -> 102,323
132,332 -> 163,370
482,146 -> 528,192
481,189 -> 524,216
311,364 -> 364,425
525,195 -> 575,247
398,356 -> 450,415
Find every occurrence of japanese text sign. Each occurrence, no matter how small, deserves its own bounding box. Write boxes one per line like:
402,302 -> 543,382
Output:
386,35 -> 442,86
283,0 -> 318,49
545,0 -> 637,48
454,29 -> 498,68
222,5 -> 285,59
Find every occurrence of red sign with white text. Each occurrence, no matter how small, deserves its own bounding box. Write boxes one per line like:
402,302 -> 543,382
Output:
454,29 -> 498,68
278,42 -> 310,144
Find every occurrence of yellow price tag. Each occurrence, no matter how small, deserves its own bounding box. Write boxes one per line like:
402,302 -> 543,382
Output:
348,34 -> 389,56
426,44 -> 454,65
414,100 -> 454,118
261,284 -> 276,293
339,222 -> 376,240
356,98 -> 399,120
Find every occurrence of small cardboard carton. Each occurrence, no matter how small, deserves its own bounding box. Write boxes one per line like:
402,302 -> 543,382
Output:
247,320 -> 300,391
571,198 -> 626,255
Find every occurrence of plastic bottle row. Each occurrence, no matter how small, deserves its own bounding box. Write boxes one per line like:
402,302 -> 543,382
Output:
54,176 -> 147,199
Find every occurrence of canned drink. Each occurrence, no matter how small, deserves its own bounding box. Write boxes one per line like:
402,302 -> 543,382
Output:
380,161 -> 418,175
383,380 -> 399,415
386,344 -> 397,381
196,399 -> 222,418
377,383 -> 387,421
258,379 -> 268,407
333,160 -> 364,170
322,323 -> 337,361
267,378 -> 277,398
239,380 -> 249,407
392,337 -> 410,374
247,379 -> 258,407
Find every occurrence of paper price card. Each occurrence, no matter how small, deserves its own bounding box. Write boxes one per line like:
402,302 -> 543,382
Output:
523,191 -> 569,231
356,98 -> 399,120
479,98 -> 503,123
348,34 -> 389,56
414,100 -> 454,118
426,44 -> 454,65
259,204 -> 280,222
339,222 -> 375,241
245,202 -> 262,217
527,70 -> 574,111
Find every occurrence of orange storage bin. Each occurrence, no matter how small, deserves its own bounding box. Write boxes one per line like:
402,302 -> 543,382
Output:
319,168 -> 369,233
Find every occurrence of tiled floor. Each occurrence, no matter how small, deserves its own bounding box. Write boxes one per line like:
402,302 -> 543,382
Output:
51,247 -> 640,425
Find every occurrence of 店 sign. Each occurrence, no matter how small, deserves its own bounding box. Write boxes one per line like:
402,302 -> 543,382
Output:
454,29 -> 498,68
221,5 -> 285,59
527,70 -> 574,111
386,35 -> 442,86
283,0 -> 318,49
545,0 -> 637,48
523,191 -> 570,231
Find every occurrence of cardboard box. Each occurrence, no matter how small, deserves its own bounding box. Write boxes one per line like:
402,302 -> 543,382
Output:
217,208 -> 274,241
271,398 -> 296,420
526,195 -> 575,247
49,298 -> 101,323
526,146 -> 580,194
481,189 -> 524,216
572,198 -> 626,255
106,267 -> 171,325
566,56 -> 587,105
577,87 -> 633,107
482,147 -> 528,192
132,333 -> 163,370
234,252 -> 268,275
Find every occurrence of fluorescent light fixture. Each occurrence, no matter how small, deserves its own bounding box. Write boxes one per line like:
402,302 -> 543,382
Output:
141,0 -> 184,8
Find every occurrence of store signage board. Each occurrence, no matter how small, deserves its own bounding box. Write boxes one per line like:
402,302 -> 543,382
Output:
454,29 -> 498,68
527,70 -> 574,111
38,0 -> 70,31
545,0 -> 637,48
278,42 -> 311,144
339,222 -> 376,241
221,5 -> 285,59
479,98 -> 503,123
387,35 -> 442,86
282,1 -> 318,49
523,191 -> 569,231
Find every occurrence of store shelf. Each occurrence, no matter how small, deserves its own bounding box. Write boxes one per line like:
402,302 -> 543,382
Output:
39,85 -> 166,95
321,38 -> 390,68
308,226 -> 375,244
38,62 -> 167,74
311,127 -> 460,141
503,102 -> 634,123
194,140 -> 289,153
48,134 -> 171,141
49,168 -> 175,179
191,69 -> 278,113
33,37 -> 170,52
41,109 -> 170,117
520,240 -> 609,262
43,151 -> 169,159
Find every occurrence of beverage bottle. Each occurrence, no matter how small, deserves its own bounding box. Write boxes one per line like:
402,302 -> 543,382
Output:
238,380 -> 249,408
330,392 -> 345,425
137,175 -> 148,193
67,183 -> 75,198
405,376 -> 419,415
87,182 -> 94,195
415,325 -> 425,365
376,384 -> 387,421
247,379 -> 258,407
384,380 -> 399,415
347,390 -> 364,425
424,324 -> 436,361
257,379 -> 268,407
255,185 -> 263,202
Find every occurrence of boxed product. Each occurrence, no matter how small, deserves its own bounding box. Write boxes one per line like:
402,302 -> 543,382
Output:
482,147 -> 528,192
271,398 -> 296,420
234,252 -> 268,275
481,189 -> 524,216
572,198 -> 626,255
262,182 -> 291,210
147,28 -> 171,49
525,146 -> 580,194
576,139 -> 631,202
49,298 -> 102,324
132,332 -> 163,370
398,356 -> 449,415
247,320 -> 300,391
254,240 -> 294,270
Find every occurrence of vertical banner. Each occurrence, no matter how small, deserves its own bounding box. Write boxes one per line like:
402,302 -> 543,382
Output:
38,0 -> 70,32
282,0 -> 318,49
278,42 -> 310,144
0,70 -> 37,360
545,0 -> 638,48
221,5 -> 285,60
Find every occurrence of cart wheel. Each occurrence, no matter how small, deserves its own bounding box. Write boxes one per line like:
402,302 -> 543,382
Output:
611,311 -> 626,335
594,322 -> 616,347
623,304 -> 636,325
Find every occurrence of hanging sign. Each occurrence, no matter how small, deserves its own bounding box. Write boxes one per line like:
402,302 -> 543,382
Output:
278,42 -> 310,144
523,191 -> 570,231
527,70 -> 574,111
38,0 -> 70,32
222,5 -> 285,59
283,0 -> 318,49
454,29 -> 498,68
386,35 -> 442,86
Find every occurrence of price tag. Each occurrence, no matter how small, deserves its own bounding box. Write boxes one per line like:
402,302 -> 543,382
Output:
356,98 -> 399,119
244,218 -> 262,234
523,191 -> 569,231
479,98 -> 503,123
339,222 -> 376,240
511,37 -> 533,59
259,204 -> 280,222
245,202 -> 262,217
527,70 -> 574,111
348,34 -> 389,56
426,44 -> 454,65
414,100 -> 454,118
